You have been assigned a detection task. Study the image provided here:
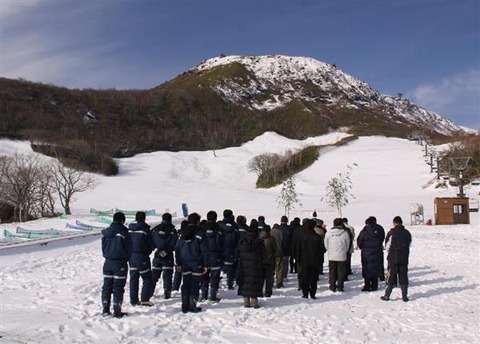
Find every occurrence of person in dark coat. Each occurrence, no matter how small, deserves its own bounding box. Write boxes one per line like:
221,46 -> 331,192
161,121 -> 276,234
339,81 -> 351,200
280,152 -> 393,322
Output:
357,216 -> 385,292
201,210 -> 224,302
297,219 -> 325,299
128,211 -> 156,307
313,219 -> 327,275
381,216 -> 412,302
151,212 -> 177,299
101,212 -> 132,318
219,209 -> 239,289
278,216 -> 292,280
236,215 -> 248,241
236,219 -> 266,308
289,217 -> 301,273
370,216 -> 386,281
172,220 -> 188,291
175,213 -> 209,313
342,218 -> 355,277
292,218 -> 309,290
257,215 -> 270,234
270,223 -> 284,288
260,224 -> 276,297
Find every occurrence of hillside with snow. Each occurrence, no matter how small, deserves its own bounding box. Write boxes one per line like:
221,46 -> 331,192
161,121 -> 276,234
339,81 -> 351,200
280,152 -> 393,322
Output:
194,55 -> 465,136
0,134 -> 479,343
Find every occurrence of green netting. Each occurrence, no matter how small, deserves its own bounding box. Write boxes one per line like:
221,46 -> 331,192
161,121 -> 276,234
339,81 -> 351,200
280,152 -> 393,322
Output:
4,229 -> 58,239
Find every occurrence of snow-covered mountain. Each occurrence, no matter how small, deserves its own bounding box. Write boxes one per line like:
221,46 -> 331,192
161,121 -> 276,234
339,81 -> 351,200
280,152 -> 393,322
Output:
193,55 -> 464,136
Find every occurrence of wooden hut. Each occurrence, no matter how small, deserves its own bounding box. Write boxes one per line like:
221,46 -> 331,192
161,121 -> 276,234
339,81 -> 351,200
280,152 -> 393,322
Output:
434,197 -> 470,225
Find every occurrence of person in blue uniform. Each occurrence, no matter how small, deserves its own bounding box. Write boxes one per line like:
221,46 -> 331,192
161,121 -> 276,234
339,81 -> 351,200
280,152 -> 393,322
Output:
128,211 -> 155,307
101,212 -> 132,318
175,212 -> 209,313
151,212 -> 178,299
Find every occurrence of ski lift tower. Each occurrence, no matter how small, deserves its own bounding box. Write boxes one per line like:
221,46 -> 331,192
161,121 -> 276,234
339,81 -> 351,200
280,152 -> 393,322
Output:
449,157 -> 471,197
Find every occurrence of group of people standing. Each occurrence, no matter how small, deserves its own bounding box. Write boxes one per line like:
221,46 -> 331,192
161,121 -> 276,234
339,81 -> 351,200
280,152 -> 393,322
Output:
100,209 -> 412,318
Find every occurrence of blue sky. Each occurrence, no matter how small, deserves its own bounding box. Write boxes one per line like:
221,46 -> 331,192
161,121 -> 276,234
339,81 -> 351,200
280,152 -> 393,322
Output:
1,0 -> 479,128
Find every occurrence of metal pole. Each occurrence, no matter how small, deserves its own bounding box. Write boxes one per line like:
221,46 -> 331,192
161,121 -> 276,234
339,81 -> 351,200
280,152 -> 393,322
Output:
458,170 -> 465,197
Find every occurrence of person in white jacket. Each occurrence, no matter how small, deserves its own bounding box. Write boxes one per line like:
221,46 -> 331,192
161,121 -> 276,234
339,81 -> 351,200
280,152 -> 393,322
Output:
324,218 -> 351,292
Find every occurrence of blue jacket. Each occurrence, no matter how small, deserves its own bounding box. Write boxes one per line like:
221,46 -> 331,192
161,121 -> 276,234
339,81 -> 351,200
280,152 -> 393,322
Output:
102,222 -> 133,260
237,222 -> 248,241
152,221 -> 177,259
175,224 -> 209,268
128,220 -> 155,256
204,221 -> 224,267
218,219 -> 239,263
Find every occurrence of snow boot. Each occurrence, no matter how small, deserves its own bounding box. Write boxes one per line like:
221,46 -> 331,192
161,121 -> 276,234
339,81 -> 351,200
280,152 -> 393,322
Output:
140,300 -> 155,307
401,285 -> 409,302
381,284 -> 394,301
113,305 -> 127,318
243,297 -> 251,308
251,297 -> 260,309
181,295 -> 190,313
102,306 -> 111,317
164,290 -> 171,300
189,296 -> 202,313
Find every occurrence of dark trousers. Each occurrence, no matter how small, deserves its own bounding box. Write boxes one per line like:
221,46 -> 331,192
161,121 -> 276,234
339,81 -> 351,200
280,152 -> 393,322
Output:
346,252 -> 352,275
200,266 -> 221,299
181,265 -> 203,307
387,263 -> 409,286
102,259 -> 128,311
263,265 -> 274,296
328,260 -> 347,291
300,265 -> 319,297
364,277 -> 379,291
152,257 -> 174,293
129,256 -> 154,303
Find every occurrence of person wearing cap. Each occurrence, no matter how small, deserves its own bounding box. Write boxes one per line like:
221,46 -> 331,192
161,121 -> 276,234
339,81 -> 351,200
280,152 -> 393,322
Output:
152,212 -> 178,299
101,212 -> 132,318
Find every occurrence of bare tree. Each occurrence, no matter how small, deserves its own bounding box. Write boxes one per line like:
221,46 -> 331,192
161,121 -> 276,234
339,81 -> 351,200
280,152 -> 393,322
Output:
0,153 -> 44,221
50,160 -> 97,215
247,153 -> 282,182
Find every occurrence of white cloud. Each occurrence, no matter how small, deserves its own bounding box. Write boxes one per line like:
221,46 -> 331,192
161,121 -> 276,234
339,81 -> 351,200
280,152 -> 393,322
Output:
407,70 -> 480,128
409,70 -> 479,107
0,0 -> 40,20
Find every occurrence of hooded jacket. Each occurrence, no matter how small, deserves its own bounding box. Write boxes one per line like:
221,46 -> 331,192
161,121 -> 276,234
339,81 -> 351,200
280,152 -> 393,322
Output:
175,224 -> 209,268
357,224 -> 385,278
219,218 -> 239,263
102,222 -> 133,260
204,220 -> 224,267
128,220 -> 155,256
152,220 -> 177,259
324,226 -> 350,261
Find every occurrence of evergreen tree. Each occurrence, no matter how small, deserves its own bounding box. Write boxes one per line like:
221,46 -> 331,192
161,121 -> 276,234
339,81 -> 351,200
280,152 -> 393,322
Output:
277,176 -> 302,217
